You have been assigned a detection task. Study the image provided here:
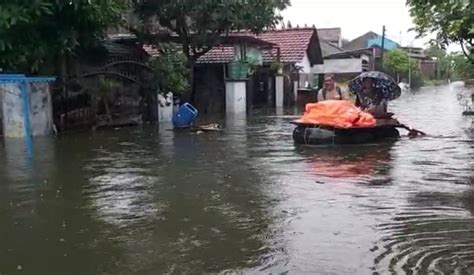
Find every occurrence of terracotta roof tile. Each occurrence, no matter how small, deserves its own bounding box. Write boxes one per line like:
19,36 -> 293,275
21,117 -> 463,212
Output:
198,28 -> 316,64
142,28 -> 318,65
197,47 -> 235,64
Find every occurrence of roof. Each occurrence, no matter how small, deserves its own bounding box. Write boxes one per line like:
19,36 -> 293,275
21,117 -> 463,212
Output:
324,48 -> 373,59
317,28 -> 341,42
197,46 -> 235,64
111,29 -> 324,65
102,41 -> 133,55
251,28 -> 320,64
320,41 -> 345,57
343,31 -> 379,50
400,47 -> 429,59
344,31 -> 400,51
199,27 -> 323,65
141,43 -> 236,64
139,35 -> 277,63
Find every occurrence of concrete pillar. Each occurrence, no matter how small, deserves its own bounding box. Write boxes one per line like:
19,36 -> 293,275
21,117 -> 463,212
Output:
293,80 -> 299,104
157,92 -> 174,122
275,75 -> 284,107
29,82 -> 53,136
225,80 -> 247,114
1,80 -> 53,139
1,83 -> 26,138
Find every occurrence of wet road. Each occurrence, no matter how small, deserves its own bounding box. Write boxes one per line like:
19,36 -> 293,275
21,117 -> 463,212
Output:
0,82 -> 473,274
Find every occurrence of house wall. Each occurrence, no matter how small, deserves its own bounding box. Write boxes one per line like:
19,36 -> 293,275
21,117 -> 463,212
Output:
420,60 -> 437,80
296,54 -> 312,73
1,82 -> 53,138
312,58 -> 365,74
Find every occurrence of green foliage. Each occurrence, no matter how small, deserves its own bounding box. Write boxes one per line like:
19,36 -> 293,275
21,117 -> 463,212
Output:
384,49 -> 419,75
148,45 -> 189,95
407,0 -> 473,59
449,52 -> 474,79
133,0 -> 289,99
0,0 -> 125,72
133,0 -> 290,63
426,44 -> 452,80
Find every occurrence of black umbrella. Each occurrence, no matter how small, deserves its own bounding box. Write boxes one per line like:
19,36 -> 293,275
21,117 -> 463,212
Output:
348,71 -> 401,101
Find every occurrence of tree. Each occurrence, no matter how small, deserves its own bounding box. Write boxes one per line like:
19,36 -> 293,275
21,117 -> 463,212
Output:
132,0 -> 290,101
148,44 -> 189,96
0,1 -> 52,71
425,44 -> 451,80
449,53 -> 474,80
407,0 -> 473,60
385,49 -> 419,76
0,0 -> 125,73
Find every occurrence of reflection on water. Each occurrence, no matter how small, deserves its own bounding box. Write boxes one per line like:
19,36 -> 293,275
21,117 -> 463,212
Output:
0,82 -> 473,274
295,144 -> 394,183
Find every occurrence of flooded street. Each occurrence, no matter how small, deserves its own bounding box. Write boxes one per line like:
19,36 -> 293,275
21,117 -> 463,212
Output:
0,82 -> 473,274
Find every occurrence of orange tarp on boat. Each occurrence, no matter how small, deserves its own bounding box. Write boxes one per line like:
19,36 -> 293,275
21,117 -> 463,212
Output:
294,100 -> 376,128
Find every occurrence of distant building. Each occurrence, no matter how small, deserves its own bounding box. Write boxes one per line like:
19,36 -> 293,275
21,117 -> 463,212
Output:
317,28 -> 342,48
341,31 -> 400,72
401,46 -> 437,80
160,27 -> 324,109
343,31 -> 400,51
313,28 -> 374,81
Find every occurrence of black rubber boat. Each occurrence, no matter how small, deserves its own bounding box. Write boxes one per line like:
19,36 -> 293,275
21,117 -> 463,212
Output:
292,123 -> 400,145
463,110 -> 474,116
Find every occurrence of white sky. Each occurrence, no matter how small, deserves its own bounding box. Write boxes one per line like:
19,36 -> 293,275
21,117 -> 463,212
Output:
281,0 -> 461,51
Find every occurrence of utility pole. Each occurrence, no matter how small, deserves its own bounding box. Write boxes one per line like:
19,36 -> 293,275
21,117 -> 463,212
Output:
381,25 -> 386,70
408,46 -> 412,88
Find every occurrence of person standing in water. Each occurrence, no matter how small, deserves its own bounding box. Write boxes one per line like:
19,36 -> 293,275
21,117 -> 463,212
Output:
317,74 -> 347,102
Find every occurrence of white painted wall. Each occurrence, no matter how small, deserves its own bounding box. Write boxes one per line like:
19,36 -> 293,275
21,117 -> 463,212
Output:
225,81 -> 247,114
275,76 -> 284,107
157,92 -> 174,122
1,82 -> 53,138
29,82 -> 53,136
312,58 -> 364,74
296,54 -> 312,73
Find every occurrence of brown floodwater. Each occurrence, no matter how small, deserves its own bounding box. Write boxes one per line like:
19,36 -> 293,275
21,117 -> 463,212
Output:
0,82 -> 473,274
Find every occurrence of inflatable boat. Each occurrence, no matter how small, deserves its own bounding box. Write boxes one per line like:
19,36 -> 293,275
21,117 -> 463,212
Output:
291,122 -> 400,145
291,100 -> 426,145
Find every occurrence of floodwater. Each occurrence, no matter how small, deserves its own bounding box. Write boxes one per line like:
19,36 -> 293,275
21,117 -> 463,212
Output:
0,82 -> 473,274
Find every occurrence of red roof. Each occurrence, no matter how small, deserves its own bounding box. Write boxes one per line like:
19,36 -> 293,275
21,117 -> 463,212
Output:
197,27 -> 318,64
197,46 -> 235,64
251,28 -> 316,63
141,28 -> 320,65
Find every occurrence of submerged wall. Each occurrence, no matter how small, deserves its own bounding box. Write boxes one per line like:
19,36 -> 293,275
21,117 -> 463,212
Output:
29,82 -> 54,136
0,81 -> 53,138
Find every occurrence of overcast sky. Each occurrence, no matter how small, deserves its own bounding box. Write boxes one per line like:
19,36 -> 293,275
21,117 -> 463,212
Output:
281,0 -> 459,51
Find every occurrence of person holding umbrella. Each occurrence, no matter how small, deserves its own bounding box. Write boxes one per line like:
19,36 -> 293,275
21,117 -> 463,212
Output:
349,71 -> 401,118
355,77 -> 388,117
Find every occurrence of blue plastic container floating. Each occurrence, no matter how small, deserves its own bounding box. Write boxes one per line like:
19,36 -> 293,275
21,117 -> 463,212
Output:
172,103 -> 198,128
